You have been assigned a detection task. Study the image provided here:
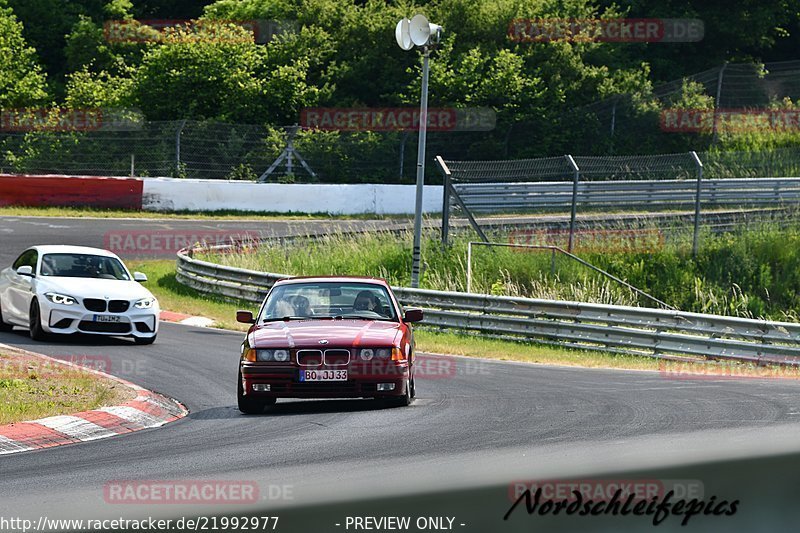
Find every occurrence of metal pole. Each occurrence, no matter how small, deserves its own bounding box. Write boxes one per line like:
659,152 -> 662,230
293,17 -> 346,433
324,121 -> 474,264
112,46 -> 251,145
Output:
175,119 -> 187,175
410,47 -> 430,288
399,132 -> 409,180
437,155 -> 451,248
690,151 -> 703,257
610,97 -> 617,137
466,241 -> 472,293
711,63 -> 727,145
565,154 -> 580,253
130,154 -> 134,177
286,126 -> 295,176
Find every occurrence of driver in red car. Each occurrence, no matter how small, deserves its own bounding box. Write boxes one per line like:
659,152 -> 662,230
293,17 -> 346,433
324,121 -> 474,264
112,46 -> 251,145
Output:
354,291 -> 380,312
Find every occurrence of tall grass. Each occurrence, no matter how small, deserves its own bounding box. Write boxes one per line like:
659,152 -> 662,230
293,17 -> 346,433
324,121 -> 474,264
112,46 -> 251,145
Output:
199,217 -> 800,321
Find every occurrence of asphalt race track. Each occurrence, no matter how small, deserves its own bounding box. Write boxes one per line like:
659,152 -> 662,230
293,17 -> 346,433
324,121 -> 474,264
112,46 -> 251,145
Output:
3,216 -> 800,532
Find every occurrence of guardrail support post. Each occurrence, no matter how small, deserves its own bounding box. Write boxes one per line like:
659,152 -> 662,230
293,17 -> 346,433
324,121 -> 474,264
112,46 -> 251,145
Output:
466,241 -> 473,293
436,156 -> 451,248
690,151 -> 704,257
565,155 -> 580,253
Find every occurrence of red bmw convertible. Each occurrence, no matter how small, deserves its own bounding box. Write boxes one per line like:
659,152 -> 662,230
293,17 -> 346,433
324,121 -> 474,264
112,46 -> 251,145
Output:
236,276 -> 423,413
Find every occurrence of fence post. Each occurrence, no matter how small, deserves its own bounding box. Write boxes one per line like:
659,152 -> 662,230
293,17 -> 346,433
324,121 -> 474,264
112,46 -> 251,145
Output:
565,154 -> 580,253
711,62 -> 727,145
175,119 -> 187,175
399,132 -> 409,181
690,150 -> 704,257
436,156 -> 451,248
466,241 -> 473,293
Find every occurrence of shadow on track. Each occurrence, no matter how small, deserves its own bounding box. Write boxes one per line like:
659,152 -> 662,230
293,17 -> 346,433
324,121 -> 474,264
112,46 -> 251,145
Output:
189,399 -> 391,420
0,328 -> 137,347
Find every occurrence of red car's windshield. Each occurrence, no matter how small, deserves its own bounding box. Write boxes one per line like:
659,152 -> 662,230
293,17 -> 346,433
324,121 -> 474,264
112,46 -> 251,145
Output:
261,282 -> 397,321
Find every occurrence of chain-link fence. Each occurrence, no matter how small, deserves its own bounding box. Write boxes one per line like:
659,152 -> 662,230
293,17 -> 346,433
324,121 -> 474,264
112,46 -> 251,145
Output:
437,149 -> 800,255
0,119 -> 494,183
2,61 -> 800,182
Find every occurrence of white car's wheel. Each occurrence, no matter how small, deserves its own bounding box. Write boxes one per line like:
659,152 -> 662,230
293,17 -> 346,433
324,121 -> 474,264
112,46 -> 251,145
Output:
28,300 -> 48,341
0,298 -> 13,332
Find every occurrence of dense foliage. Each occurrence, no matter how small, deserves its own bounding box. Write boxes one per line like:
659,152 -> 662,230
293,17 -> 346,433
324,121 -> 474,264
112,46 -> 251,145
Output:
2,0 -> 800,170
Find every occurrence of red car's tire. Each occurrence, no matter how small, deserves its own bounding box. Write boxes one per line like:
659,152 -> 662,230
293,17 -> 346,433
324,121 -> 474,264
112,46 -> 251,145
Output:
384,378 -> 413,407
237,370 -> 275,414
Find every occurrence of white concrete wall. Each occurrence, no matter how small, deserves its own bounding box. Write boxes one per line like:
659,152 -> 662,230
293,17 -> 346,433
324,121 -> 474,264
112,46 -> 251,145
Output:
142,178 -> 443,215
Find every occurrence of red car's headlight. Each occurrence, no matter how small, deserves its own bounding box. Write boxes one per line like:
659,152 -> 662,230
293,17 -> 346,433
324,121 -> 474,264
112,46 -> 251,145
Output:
359,348 -> 403,361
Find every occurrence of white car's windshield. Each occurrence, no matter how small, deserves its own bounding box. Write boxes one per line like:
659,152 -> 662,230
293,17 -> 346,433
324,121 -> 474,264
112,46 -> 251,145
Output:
261,282 -> 397,321
40,253 -> 130,281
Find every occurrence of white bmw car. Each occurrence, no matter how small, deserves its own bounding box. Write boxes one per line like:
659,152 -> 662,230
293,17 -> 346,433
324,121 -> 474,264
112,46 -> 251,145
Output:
0,245 -> 159,344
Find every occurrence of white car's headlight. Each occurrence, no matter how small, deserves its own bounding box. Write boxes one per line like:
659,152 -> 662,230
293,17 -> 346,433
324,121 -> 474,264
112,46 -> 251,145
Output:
45,292 -> 77,306
134,297 -> 156,309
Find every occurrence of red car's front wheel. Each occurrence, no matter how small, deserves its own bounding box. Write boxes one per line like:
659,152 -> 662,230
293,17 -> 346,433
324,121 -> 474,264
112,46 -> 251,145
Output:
237,370 -> 276,414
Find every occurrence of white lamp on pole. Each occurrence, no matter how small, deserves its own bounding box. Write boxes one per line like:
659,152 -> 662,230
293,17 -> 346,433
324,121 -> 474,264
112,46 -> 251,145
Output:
396,14 -> 442,288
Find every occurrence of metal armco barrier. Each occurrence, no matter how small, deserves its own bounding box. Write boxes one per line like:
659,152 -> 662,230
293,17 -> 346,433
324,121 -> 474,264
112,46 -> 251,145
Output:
452,177 -> 800,211
436,152 -> 800,256
176,246 -> 800,366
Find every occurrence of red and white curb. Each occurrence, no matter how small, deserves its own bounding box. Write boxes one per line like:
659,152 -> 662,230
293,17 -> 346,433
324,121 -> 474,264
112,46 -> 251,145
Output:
0,348 -> 188,455
160,310 -> 215,328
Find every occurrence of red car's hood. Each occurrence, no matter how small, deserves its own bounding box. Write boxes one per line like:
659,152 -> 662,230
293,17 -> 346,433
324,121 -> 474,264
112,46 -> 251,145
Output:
248,319 -> 402,348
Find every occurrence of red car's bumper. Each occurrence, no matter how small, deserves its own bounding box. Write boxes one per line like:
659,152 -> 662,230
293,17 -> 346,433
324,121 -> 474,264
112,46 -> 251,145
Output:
240,362 -> 411,399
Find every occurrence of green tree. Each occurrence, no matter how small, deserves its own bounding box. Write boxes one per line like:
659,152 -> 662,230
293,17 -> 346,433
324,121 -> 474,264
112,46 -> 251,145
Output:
6,0 -> 108,90
0,2 -> 49,107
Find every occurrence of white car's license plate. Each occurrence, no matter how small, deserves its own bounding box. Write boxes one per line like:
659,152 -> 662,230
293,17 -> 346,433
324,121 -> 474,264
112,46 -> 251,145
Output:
94,315 -> 122,323
299,369 -> 347,382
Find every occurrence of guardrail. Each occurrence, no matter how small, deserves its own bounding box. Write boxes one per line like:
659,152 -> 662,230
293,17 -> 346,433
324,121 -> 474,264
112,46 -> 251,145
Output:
452,177 -> 800,212
437,153 -> 800,255
176,246 -> 800,366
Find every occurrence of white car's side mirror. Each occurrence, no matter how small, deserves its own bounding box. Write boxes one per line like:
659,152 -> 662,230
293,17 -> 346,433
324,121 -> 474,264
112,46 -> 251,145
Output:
133,272 -> 148,282
16,265 -> 34,277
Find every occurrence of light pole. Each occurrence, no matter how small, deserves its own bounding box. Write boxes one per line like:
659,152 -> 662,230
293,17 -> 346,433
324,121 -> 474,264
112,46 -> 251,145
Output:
396,14 -> 442,288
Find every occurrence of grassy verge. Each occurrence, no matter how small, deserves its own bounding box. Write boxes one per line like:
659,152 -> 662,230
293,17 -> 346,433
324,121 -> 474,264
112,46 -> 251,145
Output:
130,259 -> 800,377
0,347 -> 135,425
0,205 -> 410,221
127,260 -> 249,331
199,215 -> 800,321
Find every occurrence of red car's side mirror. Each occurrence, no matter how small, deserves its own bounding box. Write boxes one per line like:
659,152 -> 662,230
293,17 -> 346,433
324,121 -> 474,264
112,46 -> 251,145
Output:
403,308 -> 424,323
236,310 -> 256,324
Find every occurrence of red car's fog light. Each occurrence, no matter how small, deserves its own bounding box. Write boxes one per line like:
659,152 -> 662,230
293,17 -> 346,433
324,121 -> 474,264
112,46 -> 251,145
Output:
252,384 -> 270,392
377,383 -> 396,391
